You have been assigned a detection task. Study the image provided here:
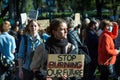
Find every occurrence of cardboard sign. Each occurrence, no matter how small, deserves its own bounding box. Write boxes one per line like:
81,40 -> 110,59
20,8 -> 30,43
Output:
47,54 -> 84,79
20,13 -> 28,25
29,10 -> 39,20
37,19 -> 50,29
74,13 -> 81,27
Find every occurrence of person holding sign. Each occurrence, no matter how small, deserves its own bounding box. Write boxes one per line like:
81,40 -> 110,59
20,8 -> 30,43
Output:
30,18 -> 78,80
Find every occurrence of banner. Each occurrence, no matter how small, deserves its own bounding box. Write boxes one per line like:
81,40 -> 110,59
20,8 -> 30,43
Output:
47,54 -> 84,79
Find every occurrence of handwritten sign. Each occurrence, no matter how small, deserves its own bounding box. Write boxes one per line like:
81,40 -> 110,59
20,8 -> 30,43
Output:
29,10 -> 39,20
37,19 -> 50,29
47,54 -> 84,79
74,13 -> 81,27
20,13 -> 28,25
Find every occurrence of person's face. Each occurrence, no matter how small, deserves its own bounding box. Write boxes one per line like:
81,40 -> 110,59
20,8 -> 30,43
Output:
53,22 -> 67,40
3,21 -> 11,28
29,21 -> 39,33
106,25 -> 113,32
3,21 -> 11,31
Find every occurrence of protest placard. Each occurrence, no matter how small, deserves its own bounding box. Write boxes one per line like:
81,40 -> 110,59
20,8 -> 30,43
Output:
47,54 -> 84,79
29,10 -> 39,20
37,19 -> 50,29
20,13 -> 28,25
74,13 -> 81,27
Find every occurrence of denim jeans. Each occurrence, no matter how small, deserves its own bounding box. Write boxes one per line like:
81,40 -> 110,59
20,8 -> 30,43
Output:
99,64 -> 119,80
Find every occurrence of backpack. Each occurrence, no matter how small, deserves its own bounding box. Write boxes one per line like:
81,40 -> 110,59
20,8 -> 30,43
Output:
68,30 -> 91,65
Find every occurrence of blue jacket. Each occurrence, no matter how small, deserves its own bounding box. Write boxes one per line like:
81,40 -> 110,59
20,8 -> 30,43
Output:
0,32 -> 16,61
18,33 -> 42,71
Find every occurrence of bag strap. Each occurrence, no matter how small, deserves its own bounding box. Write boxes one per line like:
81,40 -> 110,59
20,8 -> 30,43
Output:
23,35 -> 28,54
23,34 -> 47,56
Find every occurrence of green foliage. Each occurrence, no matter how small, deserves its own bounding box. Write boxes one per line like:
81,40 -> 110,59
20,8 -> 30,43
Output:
1,0 -> 120,19
25,0 -> 34,13
38,12 -> 72,19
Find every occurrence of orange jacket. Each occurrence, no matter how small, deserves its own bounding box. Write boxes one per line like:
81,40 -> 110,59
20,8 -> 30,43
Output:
98,24 -> 118,66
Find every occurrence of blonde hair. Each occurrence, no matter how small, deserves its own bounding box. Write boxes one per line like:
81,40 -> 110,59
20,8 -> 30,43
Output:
23,19 -> 41,34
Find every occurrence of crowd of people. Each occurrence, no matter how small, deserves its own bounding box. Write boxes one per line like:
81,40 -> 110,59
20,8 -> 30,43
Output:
0,15 -> 120,80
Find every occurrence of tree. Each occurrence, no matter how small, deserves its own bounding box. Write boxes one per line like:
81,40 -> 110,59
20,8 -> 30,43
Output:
96,0 -> 103,19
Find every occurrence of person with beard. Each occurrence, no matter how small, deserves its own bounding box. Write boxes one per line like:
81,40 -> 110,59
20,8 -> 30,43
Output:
30,18 -> 77,80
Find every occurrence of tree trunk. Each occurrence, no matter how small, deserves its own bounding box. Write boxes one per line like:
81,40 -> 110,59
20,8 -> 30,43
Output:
112,0 -> 117,20
96,0 -> 102,19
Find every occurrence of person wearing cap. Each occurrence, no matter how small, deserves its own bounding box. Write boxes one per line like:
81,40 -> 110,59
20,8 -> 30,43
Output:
0,20 -> 16,80
98,19 -> 120,80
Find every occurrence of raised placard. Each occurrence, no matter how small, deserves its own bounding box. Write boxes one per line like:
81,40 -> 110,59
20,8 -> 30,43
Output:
37,19 -> 50,29
29,10 -> 39,20
20,13 -> 28,25
74,13 -> 81,27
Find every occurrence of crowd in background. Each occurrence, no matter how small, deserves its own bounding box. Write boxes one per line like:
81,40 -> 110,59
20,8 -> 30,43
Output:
0,14 -> 120,80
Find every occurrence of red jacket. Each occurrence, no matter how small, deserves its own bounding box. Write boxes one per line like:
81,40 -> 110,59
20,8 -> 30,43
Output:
98,24 -> 118,66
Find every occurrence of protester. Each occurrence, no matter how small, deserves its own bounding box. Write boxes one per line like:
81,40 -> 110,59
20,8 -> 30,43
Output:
0,20 -> 16,80
18,19 -> 42,80
98,19 -> 120,80
115,19 -> 120,76
81,18 -> 90,43
65,17 -> 79,54
30,18 -> 77,80
115,19 -> 120,49
9,21 -> 22,61
65,17 -> 91,80
84,20 -> 99,80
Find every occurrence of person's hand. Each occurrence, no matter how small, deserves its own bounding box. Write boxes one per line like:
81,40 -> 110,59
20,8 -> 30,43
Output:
112,22 -> 118,27
115,49 -> 119,55
61,74 -> 68,80
46,77 -> 52,80
19,70 -> 23,80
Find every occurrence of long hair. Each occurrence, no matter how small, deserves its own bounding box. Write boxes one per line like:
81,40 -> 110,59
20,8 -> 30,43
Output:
46,18 -> 67,36
23,19 -> 41,34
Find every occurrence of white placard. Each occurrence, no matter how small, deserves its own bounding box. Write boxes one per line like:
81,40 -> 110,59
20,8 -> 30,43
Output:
20,13 -> 28,25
